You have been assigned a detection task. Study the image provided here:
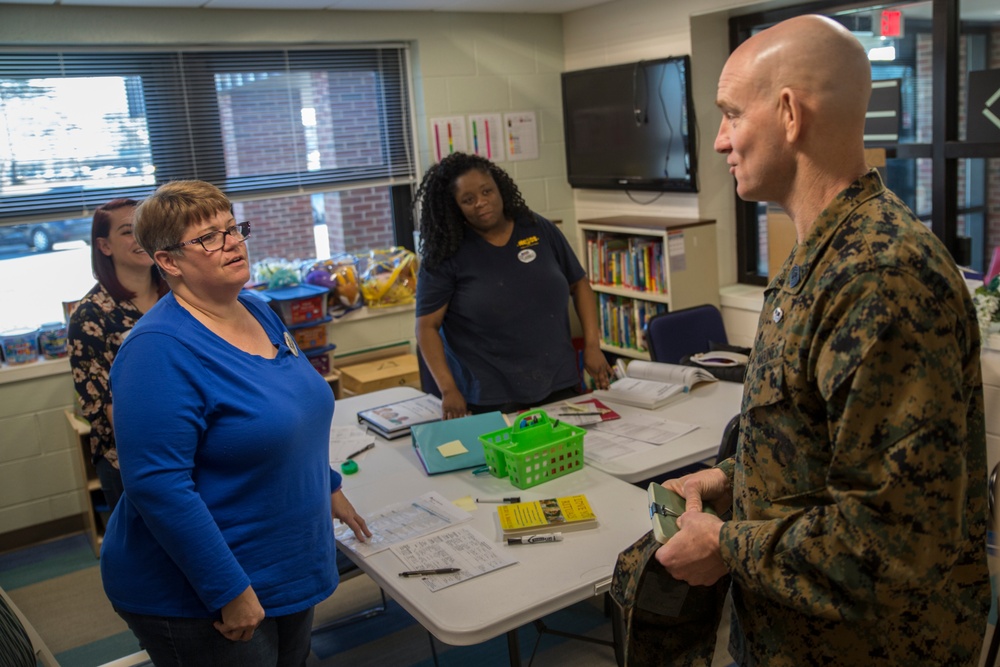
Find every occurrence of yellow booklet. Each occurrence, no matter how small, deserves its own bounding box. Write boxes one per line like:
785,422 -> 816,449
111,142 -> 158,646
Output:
497,494 -> 598,536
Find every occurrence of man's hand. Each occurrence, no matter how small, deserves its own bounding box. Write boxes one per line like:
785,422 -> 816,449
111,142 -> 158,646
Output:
662,466 -> 731,515
655,510 -> 728,586
213,586 -> 264,641
331,489 -> 372,542
655,467 -> 732,586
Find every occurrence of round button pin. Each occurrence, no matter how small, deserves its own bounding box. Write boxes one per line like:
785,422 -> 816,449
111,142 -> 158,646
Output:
773,307 -> 784,323
340,460 -> 359,475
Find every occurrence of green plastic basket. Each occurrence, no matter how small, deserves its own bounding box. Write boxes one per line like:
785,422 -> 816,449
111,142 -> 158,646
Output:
478,409 -> 586,489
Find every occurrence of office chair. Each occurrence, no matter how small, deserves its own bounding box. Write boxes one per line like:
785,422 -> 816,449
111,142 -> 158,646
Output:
717,414 -> 740,464
645,305 -> 727,365
0,584 -> 150,667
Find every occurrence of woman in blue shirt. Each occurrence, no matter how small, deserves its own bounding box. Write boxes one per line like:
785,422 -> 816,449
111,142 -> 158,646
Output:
415,153 -> 611,419
103,180 -> 370,666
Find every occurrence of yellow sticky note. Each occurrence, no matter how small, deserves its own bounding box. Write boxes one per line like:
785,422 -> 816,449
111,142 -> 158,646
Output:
453,496 -> 477,512
437,439 -> 468,457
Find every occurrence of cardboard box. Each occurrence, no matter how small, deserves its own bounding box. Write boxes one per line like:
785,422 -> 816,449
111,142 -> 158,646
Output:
338,353 -> 420,394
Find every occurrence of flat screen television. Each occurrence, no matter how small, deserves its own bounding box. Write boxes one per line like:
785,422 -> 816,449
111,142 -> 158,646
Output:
561,56 -> 698,192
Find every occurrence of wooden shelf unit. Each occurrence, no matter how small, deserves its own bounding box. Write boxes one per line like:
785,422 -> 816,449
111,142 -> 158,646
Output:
579,215 -> 719,361
64,410 -> 104,557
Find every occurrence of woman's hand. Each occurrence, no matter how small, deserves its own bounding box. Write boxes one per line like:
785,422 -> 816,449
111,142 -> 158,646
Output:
213,586 -> 264,642
440,388 -> 469,420
331,489 -> 372,542
582,344 -> 612,390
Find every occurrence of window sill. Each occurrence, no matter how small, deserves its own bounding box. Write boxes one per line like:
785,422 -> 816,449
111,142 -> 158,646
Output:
0,356 -> 70,385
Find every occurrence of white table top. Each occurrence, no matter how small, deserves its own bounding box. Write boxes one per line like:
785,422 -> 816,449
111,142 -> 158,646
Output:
580,380 -> 744,483
331,387 -> 650,646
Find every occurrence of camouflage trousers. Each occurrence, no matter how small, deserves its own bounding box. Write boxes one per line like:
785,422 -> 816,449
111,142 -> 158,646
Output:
610,530 -> 730,667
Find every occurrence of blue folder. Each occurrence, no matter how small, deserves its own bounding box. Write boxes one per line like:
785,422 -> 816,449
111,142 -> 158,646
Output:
409,411 -> 507,475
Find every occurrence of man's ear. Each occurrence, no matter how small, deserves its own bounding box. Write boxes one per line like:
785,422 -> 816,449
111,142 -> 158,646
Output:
779,87 -> 803,143
154,250 -> 183,279
96,237 -> 113,257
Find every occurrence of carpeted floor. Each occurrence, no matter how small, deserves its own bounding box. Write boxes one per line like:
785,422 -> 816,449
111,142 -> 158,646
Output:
0,532 -> 735,667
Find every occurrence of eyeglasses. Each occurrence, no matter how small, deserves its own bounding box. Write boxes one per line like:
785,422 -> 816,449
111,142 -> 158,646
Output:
162,221 -> 251,253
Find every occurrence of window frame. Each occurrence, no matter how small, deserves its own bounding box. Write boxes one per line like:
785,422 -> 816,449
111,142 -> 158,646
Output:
729,0 -> 1000,285
0,44 -> 419,250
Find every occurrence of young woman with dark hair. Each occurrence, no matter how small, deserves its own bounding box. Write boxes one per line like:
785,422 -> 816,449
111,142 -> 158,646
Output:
68,198 -> 168,512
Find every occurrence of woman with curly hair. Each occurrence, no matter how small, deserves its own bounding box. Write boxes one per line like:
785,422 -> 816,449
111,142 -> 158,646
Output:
415,152 -> 611,419
68,198 -> 169,512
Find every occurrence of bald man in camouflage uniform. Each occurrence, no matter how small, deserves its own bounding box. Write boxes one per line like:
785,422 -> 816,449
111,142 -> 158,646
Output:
654,15 -> 990,667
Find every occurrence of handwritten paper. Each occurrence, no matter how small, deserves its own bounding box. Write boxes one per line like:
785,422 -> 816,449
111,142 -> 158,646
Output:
583,430 -> 655,463
335,491 -> 472,557
391,526 -> 517,592
329,425 -> 376,462
593,414 -> 697,446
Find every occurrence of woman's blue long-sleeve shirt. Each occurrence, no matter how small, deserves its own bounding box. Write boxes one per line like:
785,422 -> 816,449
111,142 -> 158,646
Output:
101,292 -> 341,618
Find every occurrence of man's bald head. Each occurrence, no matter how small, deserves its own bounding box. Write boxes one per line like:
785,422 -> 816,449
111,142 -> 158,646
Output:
731,15 -> 872,136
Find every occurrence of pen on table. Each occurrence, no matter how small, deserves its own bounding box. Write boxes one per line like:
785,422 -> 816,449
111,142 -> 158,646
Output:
345,442 -> 374,460
398,568 -> 461,577
508,533 -> 563,545
476,497 -> 520,504
471,465 -> 491,476
557,412 -> 605,417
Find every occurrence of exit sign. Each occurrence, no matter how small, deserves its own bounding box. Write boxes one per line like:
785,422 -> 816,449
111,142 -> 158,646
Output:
880,10 -> 904,38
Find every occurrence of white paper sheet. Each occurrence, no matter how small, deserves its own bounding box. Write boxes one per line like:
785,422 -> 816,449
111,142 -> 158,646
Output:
593,413 -> 697,446
390,525 -> 518,592
329,425 -> 376,462
335,491 -> 473,557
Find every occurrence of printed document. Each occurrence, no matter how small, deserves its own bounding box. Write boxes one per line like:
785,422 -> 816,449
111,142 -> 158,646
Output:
335,491 -> 472,557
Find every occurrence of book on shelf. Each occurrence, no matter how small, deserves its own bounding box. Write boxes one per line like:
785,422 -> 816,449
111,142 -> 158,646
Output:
356,393 -> 442,439
497,494 -> 598,537
591,360 -> 717,410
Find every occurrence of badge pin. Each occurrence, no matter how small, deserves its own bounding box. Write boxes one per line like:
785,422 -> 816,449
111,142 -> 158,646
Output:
518,248 -> 537,263
773,307 -> 784,324
284,331 -> 299,357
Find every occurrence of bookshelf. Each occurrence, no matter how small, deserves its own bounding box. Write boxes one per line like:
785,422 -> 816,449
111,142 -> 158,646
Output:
578,216 -> 719,361
64,410 -> 104,557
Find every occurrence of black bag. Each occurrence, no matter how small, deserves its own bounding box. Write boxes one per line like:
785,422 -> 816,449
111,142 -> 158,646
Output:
609,530 -> 730,667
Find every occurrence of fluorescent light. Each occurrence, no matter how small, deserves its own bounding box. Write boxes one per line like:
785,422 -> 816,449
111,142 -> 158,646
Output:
868,46 -> 896,61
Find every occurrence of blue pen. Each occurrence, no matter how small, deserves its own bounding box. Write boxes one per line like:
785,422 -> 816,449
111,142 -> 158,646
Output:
471,465 -> 491,476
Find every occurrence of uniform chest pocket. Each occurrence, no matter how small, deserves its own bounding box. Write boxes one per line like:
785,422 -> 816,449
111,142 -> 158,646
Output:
742,341 -> 829,504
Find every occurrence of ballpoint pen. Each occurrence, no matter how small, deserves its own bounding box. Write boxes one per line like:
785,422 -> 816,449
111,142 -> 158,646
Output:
346,442 -> 375,460
557,412 -> 605,417
398,568 -> 461,577
476,497 -> 520,504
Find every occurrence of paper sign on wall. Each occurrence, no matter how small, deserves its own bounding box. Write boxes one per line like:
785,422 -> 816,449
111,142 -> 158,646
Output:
467,113 -> 503,161
668,231 -> 686,272
430,116 -> 469,162
503,110 -> 539,162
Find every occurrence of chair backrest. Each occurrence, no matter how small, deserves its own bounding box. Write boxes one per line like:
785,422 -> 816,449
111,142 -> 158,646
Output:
646,304 -> 727,365
0,585 -> 57,667
717,414 -> 741,464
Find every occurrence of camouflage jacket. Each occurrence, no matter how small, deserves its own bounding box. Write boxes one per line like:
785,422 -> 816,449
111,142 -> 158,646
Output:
717,170 -> 989,666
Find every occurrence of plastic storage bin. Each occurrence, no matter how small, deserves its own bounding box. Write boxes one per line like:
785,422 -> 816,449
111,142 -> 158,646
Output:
1,327 -> 39,365
305,344 -> 336,375
38,321 -> 69,358
288,316 -> 332,351
478,409 -> 586,489
260,284 -> 330,327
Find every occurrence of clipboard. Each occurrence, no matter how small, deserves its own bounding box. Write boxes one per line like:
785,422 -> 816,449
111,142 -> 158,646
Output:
410,412 -> 507,475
